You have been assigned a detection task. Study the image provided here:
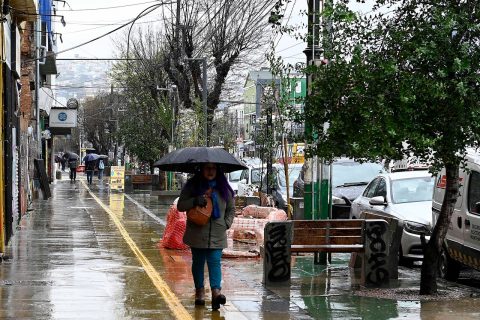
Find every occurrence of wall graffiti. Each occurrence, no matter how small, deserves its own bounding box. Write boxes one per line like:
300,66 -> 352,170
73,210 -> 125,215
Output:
365,221 -> 389,285
265,223 -> 291,282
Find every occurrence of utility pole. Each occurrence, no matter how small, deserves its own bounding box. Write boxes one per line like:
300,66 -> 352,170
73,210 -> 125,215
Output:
35,15 -> 41,158
304,0 -> 333,264
304,0 -> 322,221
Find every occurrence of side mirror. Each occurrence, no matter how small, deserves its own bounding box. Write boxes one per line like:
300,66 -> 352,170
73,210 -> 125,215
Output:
369,196 -> 387,206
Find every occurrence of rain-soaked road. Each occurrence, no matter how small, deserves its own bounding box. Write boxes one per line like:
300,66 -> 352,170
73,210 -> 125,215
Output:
0,174 -> 479,319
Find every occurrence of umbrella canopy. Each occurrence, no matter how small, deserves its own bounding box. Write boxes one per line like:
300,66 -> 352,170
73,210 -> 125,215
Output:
153,147 -> 247,173
98,155 -> 109,159
63,151 -> 79,160
84,153 -> 100,162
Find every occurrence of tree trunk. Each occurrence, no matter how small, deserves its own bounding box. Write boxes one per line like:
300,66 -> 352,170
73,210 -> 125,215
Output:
420,163 -> 459,294
149,160 -> 155,175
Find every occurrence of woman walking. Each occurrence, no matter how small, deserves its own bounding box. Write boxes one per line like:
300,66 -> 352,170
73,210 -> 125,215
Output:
177,163 -> 235,311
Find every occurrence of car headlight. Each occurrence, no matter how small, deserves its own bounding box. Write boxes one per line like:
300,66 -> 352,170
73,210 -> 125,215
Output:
403,220 -> 431,235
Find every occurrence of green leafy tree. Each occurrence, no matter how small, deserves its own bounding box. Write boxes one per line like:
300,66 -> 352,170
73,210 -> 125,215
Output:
112,28 -> 173,171
304,0 -> 480,294
82,93 -> 122,155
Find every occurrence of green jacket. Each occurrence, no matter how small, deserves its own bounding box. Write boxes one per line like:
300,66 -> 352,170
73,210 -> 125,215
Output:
177,179 -> 235,249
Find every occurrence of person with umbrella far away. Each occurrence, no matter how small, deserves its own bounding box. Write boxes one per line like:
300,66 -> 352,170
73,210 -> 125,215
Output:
63,152 -> 79,182
83,153 -> 100,185
97,156 -> 107,180
155,147 -> 246,311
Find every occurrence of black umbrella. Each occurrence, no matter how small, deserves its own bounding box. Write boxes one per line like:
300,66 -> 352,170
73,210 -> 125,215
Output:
63,151 -> 79,160
153,147 -> 247,173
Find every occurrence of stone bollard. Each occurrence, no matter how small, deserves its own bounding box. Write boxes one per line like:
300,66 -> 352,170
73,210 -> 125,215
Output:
263,221 -> 292,286
362,219 -> 391,287
351,213 -> 401,281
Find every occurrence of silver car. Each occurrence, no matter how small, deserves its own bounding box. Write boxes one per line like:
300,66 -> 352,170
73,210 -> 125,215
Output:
350,170 -> 435,261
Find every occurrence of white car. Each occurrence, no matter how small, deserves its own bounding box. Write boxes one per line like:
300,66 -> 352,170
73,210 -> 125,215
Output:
227,170 -> 243,194
350,170 -> 435,261
235,164 -> 266,196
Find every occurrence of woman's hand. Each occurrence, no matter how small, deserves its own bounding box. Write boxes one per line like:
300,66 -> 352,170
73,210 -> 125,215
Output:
193,196 -> 207,208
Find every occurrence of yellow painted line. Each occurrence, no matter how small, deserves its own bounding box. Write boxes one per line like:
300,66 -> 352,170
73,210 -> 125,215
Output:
82,181 -> 192,320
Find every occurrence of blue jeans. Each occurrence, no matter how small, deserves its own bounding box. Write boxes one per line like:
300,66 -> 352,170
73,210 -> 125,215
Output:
191,248 -> 223,290
98,169 -> 104,180
86,170 -> 94,184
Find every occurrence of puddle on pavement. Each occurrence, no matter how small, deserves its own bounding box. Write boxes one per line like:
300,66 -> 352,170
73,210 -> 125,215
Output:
13,183 -> 479,320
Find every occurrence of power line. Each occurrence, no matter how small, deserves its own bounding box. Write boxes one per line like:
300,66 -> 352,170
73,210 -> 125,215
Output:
274,0 -> 297,48
42,88 -> 69,108
55,1 -> 162,12
276,41 -> 304,54
56,58 -> 141,61
64,18 -> 167,34
24,1 -> 175,63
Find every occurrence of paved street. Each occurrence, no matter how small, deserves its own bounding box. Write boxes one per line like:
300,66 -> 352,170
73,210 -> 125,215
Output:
0,175 -> 479,319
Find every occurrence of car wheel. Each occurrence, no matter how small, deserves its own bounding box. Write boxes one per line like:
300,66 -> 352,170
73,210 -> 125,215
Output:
438,247 -> 460,281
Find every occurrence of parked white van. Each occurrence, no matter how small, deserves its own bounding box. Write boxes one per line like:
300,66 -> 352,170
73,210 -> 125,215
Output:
433,150 -> 480,280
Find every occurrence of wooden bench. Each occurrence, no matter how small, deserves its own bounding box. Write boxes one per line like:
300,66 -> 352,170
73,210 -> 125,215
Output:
263,219 -> 394,287
291,219 -> 365,255
131,174 -> 153,185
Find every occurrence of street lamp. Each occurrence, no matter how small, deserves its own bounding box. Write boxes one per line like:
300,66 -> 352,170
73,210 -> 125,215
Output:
185,57 -> 208,147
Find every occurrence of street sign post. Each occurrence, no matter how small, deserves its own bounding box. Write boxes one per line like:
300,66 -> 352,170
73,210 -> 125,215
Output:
110,166 -> 125,192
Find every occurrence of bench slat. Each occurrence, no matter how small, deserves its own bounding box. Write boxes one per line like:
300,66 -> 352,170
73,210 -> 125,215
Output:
291,244 -> 364,253
293,228 -> 363,237
293,219 -> 364,228
292,236 -> 363,246
131,175 -> 153,184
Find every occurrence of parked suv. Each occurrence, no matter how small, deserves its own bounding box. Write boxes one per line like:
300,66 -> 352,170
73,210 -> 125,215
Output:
434,150 -> 480,281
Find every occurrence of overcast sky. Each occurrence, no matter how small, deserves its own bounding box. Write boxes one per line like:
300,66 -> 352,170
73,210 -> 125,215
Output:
55,1 -> 374,69
55,1 -> 309,61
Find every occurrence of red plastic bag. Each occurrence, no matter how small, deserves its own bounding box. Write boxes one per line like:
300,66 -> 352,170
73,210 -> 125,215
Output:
162,201 -> 189,250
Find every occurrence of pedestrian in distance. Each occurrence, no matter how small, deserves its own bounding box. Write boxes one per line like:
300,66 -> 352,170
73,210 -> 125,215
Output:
177,163 -> 235,311
61,157 -> 66,172
68,159 -> 78,182
98,159 -> 105,180
84,159 -> 95,185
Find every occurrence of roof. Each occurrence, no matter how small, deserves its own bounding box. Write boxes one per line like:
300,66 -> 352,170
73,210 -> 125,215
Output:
383,170 -> 432,181
244,70 -> 274,87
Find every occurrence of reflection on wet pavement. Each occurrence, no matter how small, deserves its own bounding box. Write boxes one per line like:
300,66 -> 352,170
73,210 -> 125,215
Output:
0,178 -> 479,319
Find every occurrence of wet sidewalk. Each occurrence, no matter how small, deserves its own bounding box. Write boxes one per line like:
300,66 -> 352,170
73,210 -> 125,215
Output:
0,176 -> 479,319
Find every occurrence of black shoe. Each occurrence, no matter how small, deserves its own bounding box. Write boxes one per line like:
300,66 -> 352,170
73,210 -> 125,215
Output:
211,289 -> 226,311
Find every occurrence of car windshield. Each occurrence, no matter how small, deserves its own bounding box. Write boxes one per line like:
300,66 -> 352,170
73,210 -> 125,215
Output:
332,162 -> 384,187
391,177 -> 435,204
278,166 -> 302,188
250,168 -> 264,185
229,170 -> 243,182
